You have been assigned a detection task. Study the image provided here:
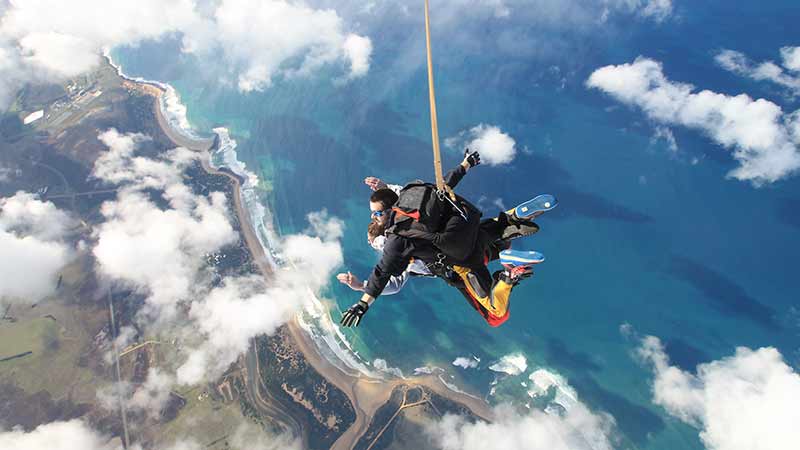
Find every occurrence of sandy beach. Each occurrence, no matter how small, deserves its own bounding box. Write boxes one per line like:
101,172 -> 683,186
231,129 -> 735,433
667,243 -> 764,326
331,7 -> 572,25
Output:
145,81 -> 493,449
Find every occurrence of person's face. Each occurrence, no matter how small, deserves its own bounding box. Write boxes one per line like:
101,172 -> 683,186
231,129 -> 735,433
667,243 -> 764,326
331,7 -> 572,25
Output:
370,200 -> 389,225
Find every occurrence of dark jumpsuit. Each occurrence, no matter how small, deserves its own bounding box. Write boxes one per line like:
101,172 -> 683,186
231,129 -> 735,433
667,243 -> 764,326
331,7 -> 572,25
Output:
364,165 -> 522,327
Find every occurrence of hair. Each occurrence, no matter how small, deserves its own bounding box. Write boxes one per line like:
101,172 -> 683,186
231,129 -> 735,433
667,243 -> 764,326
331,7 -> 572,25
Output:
368,219 -> 387,241
370,188 -> 398,210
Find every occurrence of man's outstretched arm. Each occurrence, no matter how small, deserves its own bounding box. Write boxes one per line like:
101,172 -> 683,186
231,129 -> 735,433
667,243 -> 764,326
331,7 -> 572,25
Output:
444,149 -> 481,188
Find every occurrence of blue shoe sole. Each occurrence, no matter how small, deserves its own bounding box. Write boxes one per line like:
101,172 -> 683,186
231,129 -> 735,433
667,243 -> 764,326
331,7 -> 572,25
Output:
514,194 -> 558,220
499,250 -> 546,267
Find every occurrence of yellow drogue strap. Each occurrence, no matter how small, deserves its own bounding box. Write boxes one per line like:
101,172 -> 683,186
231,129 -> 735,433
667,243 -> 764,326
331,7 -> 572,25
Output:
424,0 -> 456,201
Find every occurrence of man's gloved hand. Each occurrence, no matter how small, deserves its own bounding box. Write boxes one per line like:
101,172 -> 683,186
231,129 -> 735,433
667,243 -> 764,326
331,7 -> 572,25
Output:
341,300 -> 369,327
463,149 -> 481,169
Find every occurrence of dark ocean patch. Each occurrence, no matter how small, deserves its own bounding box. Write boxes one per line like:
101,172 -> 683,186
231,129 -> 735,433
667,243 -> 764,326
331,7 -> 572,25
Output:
546,338 -> 603,374
251,115 -> 367,225
666,256 -> 778,329
571,376 -> 665,446
663,338 -> 711,372
776,197 -> 800,230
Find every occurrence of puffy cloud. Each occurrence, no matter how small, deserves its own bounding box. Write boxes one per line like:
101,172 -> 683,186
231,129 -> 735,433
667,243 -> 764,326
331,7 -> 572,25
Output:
177,212 -> 344,384
92,189 -> 236,319
0,420 -> 123,450
0,192 -> 76,305
94,129 -> 195,191
445,124 -> 517,166
90,129 -> 347,388
91,130 -> 237,319
587,57 -> 800,184
426,403 -> 616,450
0,0 -> 197,105
0,0 -> 371,107
716,48 -> 800,95
781,46 -> 800,72
184,0 -> 372,91
638,335 -> 800,450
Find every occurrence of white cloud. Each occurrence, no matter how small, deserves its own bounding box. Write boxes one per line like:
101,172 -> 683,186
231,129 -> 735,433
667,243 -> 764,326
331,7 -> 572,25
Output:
97,367 -> 176,420
637,0 -> 673,22
0,420 -> 123,450
175,209 -> 344,385
91,130 -> 237,320
452,356 -> 479,369
0,192 -> 76,305
0,0 -> 196,105
652,126 -> 678,152
426,403 -> 616,450
587,57 -> 800,184
446,124 -> 517,166
0,0 -> 371,107
92,189 -> 236,320
715,49 -> 800,95
94,129 -> 196,191
780,46 -> 800,72
638,335 -> 800,450
90,129 -> 347,389
184,0 -> 372,91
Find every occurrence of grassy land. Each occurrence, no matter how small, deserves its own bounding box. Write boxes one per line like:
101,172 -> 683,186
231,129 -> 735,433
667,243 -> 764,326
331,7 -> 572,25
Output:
153,388 -> 254,449
0,301 -> 101,403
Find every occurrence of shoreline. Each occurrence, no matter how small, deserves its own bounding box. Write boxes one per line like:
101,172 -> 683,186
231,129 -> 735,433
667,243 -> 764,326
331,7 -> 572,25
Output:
140,69 -> 493,448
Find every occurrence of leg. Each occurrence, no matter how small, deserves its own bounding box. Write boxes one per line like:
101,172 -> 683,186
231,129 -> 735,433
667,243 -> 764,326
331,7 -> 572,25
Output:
452,264 -> 513,324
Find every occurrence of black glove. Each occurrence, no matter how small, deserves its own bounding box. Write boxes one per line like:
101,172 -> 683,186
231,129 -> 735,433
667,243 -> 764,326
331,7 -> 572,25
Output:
464,149 -> 481,168
341,300 -> 369,327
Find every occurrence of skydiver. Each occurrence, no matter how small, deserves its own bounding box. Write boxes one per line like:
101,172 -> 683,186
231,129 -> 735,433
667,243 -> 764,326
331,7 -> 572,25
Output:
339,151 -> 556,327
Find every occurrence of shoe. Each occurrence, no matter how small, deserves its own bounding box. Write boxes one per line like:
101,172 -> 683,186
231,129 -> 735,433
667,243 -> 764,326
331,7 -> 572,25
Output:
499,249 -> 545,283
509,194 -> 557,223
499,249 -> 546,268
499,221 -> 540,243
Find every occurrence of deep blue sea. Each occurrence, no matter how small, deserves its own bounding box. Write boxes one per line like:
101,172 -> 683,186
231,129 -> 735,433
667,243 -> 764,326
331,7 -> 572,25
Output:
114,2 -> 800,448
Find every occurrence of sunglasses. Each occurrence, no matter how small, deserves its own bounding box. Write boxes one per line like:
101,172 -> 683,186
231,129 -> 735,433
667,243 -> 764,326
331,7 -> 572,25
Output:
371,209 -> 386,218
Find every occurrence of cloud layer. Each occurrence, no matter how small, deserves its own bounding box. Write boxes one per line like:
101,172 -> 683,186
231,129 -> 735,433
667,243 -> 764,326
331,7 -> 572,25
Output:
638,336 -> 800,450
587,57 -> 800,184
0,192 -> 76,305
90,130 -> 345,388
0,0 -> 372,106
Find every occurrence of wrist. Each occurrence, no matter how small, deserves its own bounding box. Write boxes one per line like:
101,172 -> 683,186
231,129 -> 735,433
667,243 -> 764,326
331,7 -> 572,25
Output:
360,293 -> 375,305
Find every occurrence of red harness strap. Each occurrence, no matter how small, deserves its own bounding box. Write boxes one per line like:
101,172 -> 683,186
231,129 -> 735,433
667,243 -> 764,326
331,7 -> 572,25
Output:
391,207 -> 421,221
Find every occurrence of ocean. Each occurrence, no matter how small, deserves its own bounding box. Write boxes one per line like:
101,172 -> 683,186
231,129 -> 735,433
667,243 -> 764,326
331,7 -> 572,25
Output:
111,2 -> 800,448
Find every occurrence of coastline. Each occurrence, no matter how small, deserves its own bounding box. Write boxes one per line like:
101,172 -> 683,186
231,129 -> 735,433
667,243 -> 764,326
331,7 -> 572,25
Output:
133,62 -> 494,447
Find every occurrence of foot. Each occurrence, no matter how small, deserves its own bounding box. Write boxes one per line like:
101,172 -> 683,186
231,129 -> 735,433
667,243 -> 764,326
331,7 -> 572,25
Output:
499,250 -> 545,283
509,194 -> 557,223
499,221 -> 540,243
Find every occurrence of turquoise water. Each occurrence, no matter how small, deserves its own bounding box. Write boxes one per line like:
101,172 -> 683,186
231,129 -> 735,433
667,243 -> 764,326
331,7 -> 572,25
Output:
114,2 -> 800,448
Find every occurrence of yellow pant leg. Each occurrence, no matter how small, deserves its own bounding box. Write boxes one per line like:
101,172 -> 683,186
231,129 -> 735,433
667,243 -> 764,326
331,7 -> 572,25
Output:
452,266 -> 512,317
